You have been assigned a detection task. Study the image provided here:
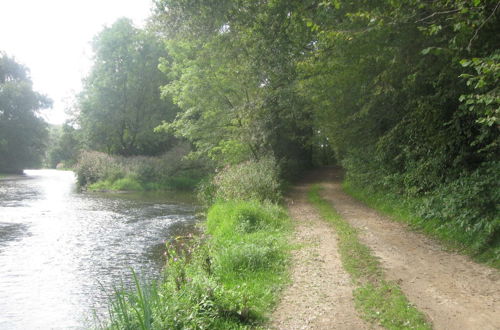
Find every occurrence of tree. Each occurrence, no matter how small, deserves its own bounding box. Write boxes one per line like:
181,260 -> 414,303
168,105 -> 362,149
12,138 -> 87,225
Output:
0,53 -> 51,173
153,0 -> 315,174
45,123 -> 81,168
78,18 -> 178,156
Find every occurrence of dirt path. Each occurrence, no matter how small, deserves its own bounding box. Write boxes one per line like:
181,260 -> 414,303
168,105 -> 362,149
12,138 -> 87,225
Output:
318,168 -> 500,330
270,178 -> 371,329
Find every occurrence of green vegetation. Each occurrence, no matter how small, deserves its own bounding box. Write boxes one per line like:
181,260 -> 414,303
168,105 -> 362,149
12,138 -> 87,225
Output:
45,123 -> 81,169
0,53 -> 51,173
104,200 -> 290,329
11,2 -> 493,260
100,156 -> 289,328
76,147 -> 205,192
147,0 -> 498,259
3,0 -> 498,326
78,18 -> 179,157
343,180 -> 500,268
308,185 -> 431,329
198,157 -> 282,206
75,1 -> 496,326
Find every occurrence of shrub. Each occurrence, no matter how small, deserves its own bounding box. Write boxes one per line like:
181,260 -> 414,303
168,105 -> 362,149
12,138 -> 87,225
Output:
75,144 -> 206,191
75,151 -> 118,187
416,161 -> 500,252
211,157 -> 282,203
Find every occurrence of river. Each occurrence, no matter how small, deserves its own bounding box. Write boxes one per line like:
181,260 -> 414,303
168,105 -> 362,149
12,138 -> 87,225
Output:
0,170 -> 198,329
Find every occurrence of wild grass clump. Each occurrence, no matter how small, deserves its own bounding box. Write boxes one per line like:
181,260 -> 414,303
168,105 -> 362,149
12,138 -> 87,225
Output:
198,157 -> 282,205
75,144 -> 205,191
102,200 -> 290,329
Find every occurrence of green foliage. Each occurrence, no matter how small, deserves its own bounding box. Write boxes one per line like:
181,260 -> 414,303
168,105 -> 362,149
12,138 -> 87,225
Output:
151,2 -> 499,244
0,53 -> 51,172
103,200 -> 290,329
75,150 -> 121,187
152,0 -> 314,172
459,53 -> 500,126
77,2 -> 499,325
76,144 -> 205,191
205,157 -> 282,205
89,177 -> 144,192
308,185 -> 431,329
45,123 -> 81,168
292,0 -> 500,255
207,200 -> 289,237
78,18 -> 179,156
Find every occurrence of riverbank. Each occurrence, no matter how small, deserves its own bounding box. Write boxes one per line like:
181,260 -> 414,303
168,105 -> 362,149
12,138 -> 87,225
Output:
104,200 -> 291,329
102,158 -> 291,329
86,174 -> 200,192
75,149 -> 206,193
0,173 -> 25,181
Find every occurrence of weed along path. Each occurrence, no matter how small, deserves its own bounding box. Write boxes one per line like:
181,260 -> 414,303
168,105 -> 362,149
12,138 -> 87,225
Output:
317,168 -> 500,330
271,176 -> 371,329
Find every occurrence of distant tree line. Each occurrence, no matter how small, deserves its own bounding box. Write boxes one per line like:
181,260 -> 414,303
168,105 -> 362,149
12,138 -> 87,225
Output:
0,53 -> 51,173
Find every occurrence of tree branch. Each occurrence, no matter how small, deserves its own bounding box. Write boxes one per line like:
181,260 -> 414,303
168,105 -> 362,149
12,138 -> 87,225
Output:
416,8 -> 461,23
468,1 -> 500,51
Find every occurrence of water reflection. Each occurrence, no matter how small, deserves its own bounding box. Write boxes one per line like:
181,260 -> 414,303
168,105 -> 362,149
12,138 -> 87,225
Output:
0,170 -> 198,329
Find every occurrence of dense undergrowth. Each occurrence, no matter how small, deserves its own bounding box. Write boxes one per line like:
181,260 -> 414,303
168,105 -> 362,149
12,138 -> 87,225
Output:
343,176 -> 500,268
308,185 -> 431,329
75,145 -> 205,192
101,158 -> 291,329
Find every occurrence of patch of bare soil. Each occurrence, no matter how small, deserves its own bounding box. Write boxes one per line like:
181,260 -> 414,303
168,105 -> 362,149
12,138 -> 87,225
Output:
320,168 -> 500,330
270,179 -> 371,330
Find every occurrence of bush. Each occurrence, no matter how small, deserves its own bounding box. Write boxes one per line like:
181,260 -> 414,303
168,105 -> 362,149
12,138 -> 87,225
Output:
74,151 -> 121,187
75,144 -> 206,191
416,162 -> 500,253
210,157 -> 282,203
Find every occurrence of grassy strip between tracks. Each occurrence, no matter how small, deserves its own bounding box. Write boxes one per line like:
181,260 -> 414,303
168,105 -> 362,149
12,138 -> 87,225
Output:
308,184 -> 431,329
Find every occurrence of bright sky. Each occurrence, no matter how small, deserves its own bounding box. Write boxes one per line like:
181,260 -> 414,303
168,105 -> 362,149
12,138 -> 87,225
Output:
0,0 -> 153,125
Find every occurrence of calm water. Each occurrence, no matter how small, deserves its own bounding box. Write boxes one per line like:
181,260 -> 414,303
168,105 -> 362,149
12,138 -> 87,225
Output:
0,170 -> 198,329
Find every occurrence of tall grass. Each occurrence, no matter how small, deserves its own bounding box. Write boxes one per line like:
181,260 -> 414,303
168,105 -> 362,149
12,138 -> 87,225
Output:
105,271 -> 160,330
101,200 -> 290,329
